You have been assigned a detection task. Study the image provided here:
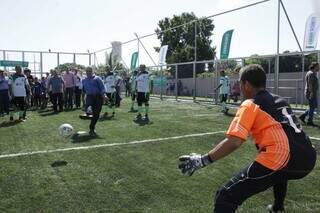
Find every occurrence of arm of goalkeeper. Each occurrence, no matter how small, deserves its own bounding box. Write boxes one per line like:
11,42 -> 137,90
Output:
178,136 -> 243,176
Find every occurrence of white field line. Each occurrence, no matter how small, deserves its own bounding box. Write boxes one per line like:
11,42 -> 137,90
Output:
0,131 -> 225,159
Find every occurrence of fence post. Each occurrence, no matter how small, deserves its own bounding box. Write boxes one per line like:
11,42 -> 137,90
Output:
175,64 -> 178,101
160,66 -> 163,100
3,50 -> 6,71
40,52 -> 43,77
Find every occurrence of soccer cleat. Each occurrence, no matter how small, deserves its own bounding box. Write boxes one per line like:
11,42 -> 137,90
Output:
89,130 -> 97,137
136,113 -> 142,120
144,114 -> 149,121
112,112 -> 115,117
267,204 -> 284,213
9,116 -> 14,121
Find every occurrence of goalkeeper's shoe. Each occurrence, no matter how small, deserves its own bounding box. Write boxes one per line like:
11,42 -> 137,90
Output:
136,113 -> 142,120
267,204 -> 285,213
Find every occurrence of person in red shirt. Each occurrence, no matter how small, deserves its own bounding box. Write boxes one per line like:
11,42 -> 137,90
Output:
178,64 -> 316,213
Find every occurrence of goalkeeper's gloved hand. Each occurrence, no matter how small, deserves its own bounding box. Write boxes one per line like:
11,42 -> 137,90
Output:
178,153 -> 213,176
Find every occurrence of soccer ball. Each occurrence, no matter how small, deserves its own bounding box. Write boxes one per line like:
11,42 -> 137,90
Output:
58,123 -> 74,137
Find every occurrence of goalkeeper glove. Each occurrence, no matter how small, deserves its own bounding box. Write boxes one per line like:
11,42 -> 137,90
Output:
178,153 -> 213,176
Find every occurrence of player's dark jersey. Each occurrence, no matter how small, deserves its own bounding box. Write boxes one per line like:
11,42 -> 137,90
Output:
227,90 -> 314,171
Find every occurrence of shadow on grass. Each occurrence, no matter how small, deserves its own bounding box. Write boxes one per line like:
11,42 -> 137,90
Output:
0,120 -> 22,128
99,115 -> 115,121
39,111 -> 59,116
128,109 -> 138,113
71,132 -> 102,143
133,119 -> 153,126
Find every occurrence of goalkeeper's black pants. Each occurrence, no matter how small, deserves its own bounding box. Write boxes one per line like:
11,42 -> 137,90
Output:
86,94 -> 103,131
214,136 -> 316,213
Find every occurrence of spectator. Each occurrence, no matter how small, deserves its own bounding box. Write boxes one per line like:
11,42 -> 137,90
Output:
299,62 -> 320,126
74,69 -> 82,108
230,80 -> 241,102
48,70 -> 65,112
24,68 -> 34,108
114,72 -> 122,107
46,70 -> 54,106
124,76 -> 130,97
40,76 -> 48,109
177,80 -> 183,96
31,77 -> 42,109
0,69 -> 10,116
63,69 -> 76,109
82,67 -> 107,136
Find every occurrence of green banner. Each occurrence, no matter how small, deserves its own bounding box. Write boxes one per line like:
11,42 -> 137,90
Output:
220,30 -> 234,59
0,60 -> 29,67
130,52 -> 138,71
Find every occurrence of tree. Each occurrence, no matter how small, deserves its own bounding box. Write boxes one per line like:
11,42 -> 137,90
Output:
54,63 -> 86,73
155,12 -> 216,78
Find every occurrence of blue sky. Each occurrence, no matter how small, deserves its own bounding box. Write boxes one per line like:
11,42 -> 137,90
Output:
0,0 -> 318,72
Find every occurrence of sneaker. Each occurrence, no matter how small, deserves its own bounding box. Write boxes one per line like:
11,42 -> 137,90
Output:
299,115 -> 306,124
89,130 -> 97,137
136,114 -> 142,120
267,204 -> 284,213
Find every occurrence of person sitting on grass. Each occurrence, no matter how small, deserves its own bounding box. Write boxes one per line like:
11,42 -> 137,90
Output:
178,64 -> 316,213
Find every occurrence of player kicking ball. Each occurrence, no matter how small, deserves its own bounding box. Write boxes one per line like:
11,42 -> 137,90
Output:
135,64 -> 151,121
178,64 -> 316,213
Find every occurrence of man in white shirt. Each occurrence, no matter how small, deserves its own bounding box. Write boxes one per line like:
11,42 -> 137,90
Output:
135,64 -> 151,120
215,70 -> 230,114
9,66 -> 30,121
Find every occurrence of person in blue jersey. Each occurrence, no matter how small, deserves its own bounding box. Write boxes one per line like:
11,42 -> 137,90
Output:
82,67 -> 107,136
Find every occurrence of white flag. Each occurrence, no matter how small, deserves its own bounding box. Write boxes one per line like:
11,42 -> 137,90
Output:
159,45 -> 168,65
303,13 -> 320,51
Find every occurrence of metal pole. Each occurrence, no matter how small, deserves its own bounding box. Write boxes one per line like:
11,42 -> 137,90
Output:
134,33 -> 157,66
175,64 -> 178,100
279,0 -> 303,53
193,22 -> 197,101
73,53 -> 76,64
40,52 -> 43,77
275,0 -> 281,95
22,51 -> 25,63
137,38 -> 140,66
301,56 -> 305,105
57,53 -> 60,66
160,66 -> 163,100
89,54 -> 92,66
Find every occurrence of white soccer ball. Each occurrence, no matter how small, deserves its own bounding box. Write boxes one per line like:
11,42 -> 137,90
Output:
58,123 -> 74,138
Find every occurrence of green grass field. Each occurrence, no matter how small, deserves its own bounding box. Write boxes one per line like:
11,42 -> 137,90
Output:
0,98 -> 319,212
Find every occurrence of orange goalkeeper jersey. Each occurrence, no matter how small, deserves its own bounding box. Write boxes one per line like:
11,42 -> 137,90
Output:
226,90 -> 304,170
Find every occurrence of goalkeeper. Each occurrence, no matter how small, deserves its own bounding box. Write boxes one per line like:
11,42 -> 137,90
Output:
178,64 -> 316,213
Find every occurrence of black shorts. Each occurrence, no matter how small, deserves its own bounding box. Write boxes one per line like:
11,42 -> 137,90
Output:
137,92 -> 149,104
13,97 -> 26,111
106,93 -> 115,105
214,128 -> 316,212
219,94 -> 228,103
131,92 -> 136,101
